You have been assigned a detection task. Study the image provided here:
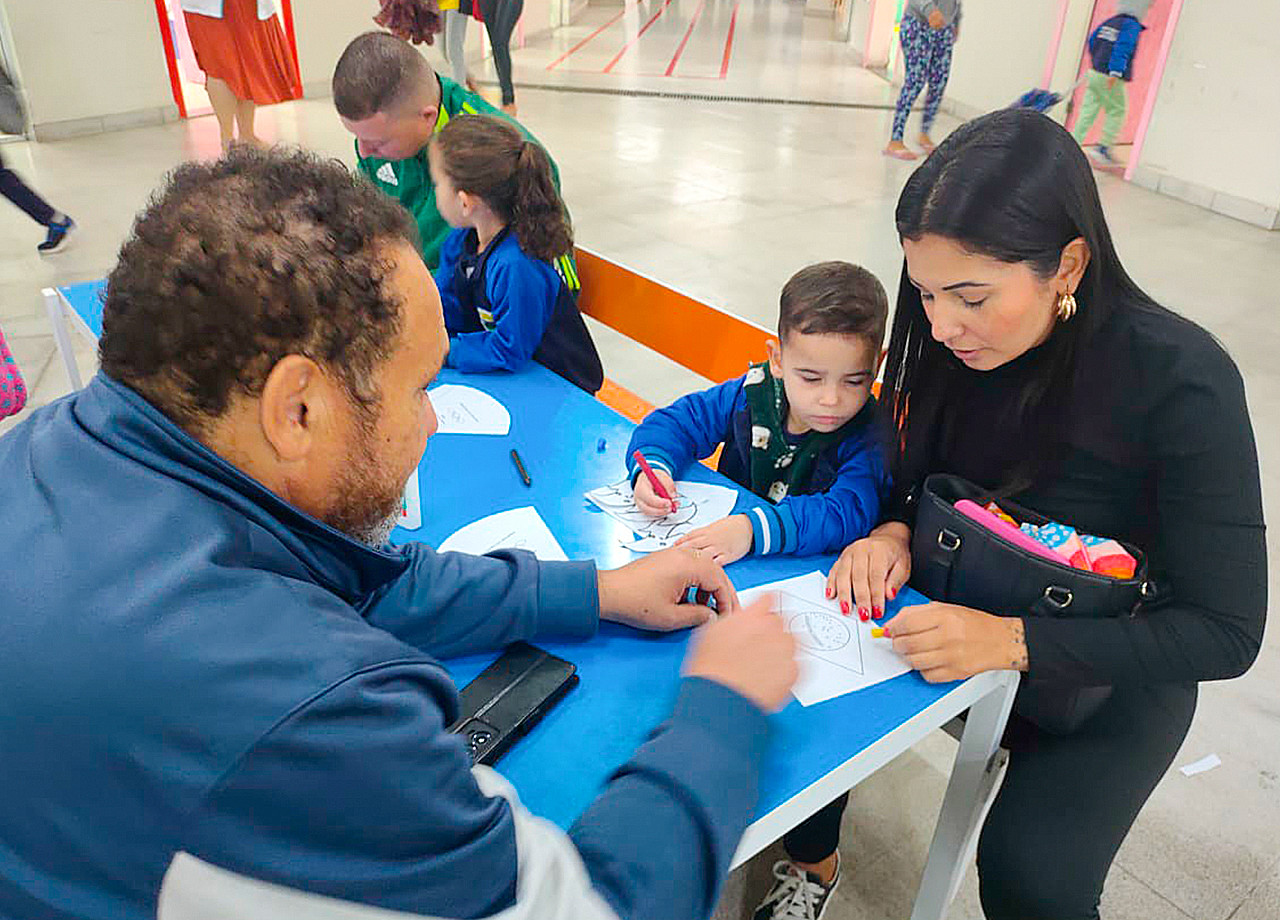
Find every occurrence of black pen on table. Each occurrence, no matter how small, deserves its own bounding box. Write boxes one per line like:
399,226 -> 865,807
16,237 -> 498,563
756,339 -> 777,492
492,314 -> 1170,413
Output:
510,448 -> 532,487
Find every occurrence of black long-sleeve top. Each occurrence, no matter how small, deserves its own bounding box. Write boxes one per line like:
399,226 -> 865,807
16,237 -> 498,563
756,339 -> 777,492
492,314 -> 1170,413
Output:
885,303 -> 1267,686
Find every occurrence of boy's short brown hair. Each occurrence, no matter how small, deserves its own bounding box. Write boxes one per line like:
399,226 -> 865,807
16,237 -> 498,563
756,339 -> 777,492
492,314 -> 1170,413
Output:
778,261 -> 889,352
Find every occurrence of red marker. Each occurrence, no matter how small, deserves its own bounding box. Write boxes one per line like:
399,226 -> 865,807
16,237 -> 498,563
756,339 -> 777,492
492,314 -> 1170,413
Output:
632,450 -> 677,514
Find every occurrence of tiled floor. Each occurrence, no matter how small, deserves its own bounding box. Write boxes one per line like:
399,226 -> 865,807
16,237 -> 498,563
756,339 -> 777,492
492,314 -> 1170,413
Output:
1,1 -> 1277,918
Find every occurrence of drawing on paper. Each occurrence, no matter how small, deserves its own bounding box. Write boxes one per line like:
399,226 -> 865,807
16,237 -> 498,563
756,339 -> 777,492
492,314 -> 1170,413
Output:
437,401 -> 481,429
427,384 -> 511,435
739,571 -> 911,706
583,478 -> 738,552
779,591 -> 865,675
436,506 -> 568,561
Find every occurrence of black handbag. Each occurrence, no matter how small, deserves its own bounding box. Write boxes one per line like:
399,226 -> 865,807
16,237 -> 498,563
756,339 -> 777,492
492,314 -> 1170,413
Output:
911,474 -> 1153,734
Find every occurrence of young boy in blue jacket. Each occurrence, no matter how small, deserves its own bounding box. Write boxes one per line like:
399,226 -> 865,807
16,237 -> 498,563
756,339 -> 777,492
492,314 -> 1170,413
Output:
1072,0 -> 1151,165
627,262 -> 891,606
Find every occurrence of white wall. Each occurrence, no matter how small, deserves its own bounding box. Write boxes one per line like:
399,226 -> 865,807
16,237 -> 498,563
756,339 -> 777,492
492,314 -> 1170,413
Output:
943,0 -> 1084,119
291,0 -> 384,96
0,0 -> 175,138
1133,0 -> 1280,226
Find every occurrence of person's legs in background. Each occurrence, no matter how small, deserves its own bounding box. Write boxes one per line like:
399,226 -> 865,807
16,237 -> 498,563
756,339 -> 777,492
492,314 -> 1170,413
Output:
0,151 -> 74,253
1095,77 -> 1128,163
886,17 -> 931,160
917,25 -> 956,153
235,97 -> 264,148
443,10 -> 472,89
1072,71 -> 1127,165
1071,72 -> 1105,146
205,77 -> 240,150
478,0 -> 524,114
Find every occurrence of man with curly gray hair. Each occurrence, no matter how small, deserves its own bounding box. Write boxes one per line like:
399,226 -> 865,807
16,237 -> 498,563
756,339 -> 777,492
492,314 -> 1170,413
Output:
0,145 -> 797,920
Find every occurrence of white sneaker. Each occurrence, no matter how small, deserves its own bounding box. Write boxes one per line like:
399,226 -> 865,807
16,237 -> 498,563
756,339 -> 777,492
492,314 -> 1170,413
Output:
752,857 -> 841,920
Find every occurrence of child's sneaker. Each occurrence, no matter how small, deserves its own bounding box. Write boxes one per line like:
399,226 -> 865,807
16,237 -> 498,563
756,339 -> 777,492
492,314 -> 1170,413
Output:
1089,145 -> 1117,166
752,858 -> 841,920
37,215 -> 74,254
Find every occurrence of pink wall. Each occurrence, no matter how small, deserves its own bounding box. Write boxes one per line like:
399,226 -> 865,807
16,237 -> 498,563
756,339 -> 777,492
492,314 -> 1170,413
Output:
1066,0 -> 1174,146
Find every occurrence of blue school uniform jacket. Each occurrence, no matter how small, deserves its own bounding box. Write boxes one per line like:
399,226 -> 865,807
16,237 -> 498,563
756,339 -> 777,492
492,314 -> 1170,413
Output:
0,374 -> 768,920
1088,14 -> 1145,80
626,373 -> 890,557
436,226 -> 604,393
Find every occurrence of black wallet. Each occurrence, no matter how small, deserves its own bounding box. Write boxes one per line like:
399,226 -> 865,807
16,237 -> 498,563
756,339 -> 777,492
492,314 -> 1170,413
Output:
449,641 -> 579,765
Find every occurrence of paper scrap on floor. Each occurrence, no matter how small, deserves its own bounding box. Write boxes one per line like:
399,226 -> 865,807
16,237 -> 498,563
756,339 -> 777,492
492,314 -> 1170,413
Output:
437,506 -> 568,561
1178,753 -> 1222,777
584,478 -> 738,552
429,384 -> 511,435
398,469 -> 422,530
740,571 -> 910,706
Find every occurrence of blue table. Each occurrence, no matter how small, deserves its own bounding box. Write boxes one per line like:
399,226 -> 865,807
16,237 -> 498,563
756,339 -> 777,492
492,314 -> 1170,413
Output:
54,282 -> 1017,920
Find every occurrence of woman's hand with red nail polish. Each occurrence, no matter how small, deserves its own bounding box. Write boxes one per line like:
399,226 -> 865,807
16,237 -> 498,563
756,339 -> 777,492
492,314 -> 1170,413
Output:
827,522 -> 912,627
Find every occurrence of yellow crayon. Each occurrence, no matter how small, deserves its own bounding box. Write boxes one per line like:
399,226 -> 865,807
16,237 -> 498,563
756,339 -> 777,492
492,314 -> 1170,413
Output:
870,627 -> 888,639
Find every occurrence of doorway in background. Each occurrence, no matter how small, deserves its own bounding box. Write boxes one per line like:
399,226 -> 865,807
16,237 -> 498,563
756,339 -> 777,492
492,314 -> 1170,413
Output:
1065,0 -> 1175,160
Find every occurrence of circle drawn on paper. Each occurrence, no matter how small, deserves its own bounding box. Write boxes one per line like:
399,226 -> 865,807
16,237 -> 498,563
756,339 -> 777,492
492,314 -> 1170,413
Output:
790,611 -> 851,651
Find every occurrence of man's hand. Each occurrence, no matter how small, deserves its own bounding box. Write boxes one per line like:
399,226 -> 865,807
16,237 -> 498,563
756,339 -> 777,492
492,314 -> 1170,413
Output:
633,467 -> 679,517
880,603 -> 1028,683
927,8 -> 946,29
597,546 -> 739,631
683,595 -> 798,712
675,514 -> 753,565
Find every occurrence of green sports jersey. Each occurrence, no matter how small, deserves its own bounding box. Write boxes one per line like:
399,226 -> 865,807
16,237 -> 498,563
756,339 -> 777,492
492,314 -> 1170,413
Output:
356,75 -> 578,287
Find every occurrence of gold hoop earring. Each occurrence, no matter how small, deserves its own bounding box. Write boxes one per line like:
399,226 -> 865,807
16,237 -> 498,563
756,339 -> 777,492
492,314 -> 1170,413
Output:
1057,291 -> 1077,322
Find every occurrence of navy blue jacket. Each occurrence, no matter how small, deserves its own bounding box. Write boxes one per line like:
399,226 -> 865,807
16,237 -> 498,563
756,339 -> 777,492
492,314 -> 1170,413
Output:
627,373 -> 890,557
436,227 -> 604,393
1088,14 -> 1145,80
0,374 -> 768,920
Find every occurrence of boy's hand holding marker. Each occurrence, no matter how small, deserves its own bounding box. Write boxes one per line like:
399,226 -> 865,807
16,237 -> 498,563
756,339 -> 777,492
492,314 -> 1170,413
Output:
632,452 -> 679,516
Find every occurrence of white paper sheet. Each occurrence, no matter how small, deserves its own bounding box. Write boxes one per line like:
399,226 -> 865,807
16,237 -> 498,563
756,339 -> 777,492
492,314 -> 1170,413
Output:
398,469 -> 422,531
740,571 -> 911,706
428,384 -> 511,435
584,478 -> 738,552
437,506 -> 568,561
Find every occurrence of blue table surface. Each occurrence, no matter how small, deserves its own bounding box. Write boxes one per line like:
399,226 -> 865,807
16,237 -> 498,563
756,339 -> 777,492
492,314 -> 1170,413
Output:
59,281 -> 955,832
395,365 -> 952,831
60,280 -> 106,336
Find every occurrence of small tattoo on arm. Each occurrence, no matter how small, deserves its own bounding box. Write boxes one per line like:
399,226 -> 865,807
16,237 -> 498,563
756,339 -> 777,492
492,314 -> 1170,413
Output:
1009,618 -> 1028,671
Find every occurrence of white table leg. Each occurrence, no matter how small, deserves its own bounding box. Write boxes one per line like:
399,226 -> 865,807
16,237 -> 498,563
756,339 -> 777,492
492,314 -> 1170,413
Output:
43,288 -> 83,390
910,670 -> 1019,920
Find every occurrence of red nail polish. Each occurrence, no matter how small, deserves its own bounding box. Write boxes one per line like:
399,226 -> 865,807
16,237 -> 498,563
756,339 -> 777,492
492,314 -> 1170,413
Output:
825,586 -> 834,599
840,600 -> 850,615
872,606 -> 883,619
858,607 -> 869,622
888,587 -> 897,601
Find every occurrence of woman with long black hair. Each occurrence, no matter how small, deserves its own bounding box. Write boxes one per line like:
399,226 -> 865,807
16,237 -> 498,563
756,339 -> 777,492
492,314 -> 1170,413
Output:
755,108 -> 1266,920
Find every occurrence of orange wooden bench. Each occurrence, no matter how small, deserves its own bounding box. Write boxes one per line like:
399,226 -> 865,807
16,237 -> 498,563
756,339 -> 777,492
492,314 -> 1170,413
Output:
574,246 -> 774,423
